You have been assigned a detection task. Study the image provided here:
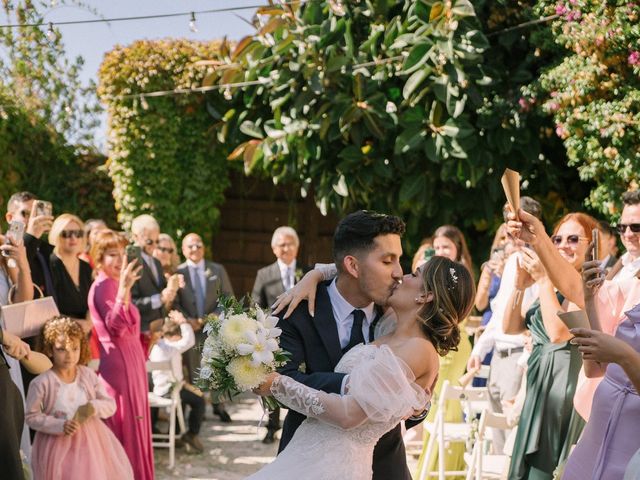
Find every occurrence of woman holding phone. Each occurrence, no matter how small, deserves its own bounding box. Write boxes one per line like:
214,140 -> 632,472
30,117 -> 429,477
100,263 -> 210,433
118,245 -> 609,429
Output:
88,230 -> 154,480
504,212 -> 599,479
1,224 -> 34,479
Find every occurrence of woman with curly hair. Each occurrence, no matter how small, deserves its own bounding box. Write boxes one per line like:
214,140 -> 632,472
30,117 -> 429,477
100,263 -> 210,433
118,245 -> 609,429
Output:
25,317 -> 133,480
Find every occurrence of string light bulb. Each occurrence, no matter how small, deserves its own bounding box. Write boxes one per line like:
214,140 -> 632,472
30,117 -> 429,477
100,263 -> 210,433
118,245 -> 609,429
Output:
45,22 -> 56,42
189,12 -> 198,33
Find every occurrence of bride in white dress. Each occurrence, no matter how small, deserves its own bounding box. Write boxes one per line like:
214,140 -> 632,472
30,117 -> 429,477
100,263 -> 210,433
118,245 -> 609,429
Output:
249,256 -> 475,480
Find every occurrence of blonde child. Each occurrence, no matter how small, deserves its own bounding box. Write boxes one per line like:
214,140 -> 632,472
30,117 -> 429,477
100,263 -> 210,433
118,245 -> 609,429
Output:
25,317 -> 133,480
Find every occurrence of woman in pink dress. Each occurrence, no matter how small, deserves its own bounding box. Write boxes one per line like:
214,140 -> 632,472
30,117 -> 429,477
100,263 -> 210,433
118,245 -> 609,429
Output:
26,317 -> 133,480
88,230 -> 154,480
562,257 -> 640,479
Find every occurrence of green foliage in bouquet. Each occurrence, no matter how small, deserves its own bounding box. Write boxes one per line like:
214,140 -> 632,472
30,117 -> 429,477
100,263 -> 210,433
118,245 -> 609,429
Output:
197,295 -> 289,409
533,0 -> 640,219
208,0 -> 586,253
97,39 -> 230,242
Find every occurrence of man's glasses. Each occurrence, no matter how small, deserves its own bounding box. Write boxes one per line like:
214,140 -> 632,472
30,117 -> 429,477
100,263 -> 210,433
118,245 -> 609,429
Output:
145,238 -> 159,246
550,234 -> 585,246
156,247 -> 174,254
60,230 -> 84,239
185,243 -> 203,250
616,223 -> 640,234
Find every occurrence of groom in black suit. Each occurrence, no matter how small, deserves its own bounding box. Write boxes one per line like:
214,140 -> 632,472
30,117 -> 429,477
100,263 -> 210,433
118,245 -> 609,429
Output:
275,210 -> 424,480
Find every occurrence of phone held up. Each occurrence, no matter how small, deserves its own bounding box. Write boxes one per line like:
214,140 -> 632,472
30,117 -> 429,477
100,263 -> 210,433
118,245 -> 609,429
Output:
2,221 -> 25,264
591,228 -> 599,262
34,200 -> 52,217
125,244 -> 142,265
423,247 -> 436,262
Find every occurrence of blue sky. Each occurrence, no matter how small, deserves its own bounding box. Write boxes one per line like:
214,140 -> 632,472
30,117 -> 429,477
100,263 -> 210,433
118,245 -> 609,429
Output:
42,0 -> 260,149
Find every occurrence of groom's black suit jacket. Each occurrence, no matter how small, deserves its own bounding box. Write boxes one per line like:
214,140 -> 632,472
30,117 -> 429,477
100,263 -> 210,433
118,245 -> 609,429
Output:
277,281 -> 413,480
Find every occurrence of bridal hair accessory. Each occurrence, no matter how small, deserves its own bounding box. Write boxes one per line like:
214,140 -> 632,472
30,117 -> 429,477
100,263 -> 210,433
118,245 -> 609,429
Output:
449,268 -> 458,284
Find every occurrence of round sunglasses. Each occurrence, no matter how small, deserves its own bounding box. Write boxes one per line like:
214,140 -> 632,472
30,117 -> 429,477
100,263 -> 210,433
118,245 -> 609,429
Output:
550,234 -> 586,246
156,246 -> 174,254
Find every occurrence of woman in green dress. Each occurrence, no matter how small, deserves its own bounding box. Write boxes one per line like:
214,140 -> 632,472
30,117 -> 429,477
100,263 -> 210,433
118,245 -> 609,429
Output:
503,212 -> 598,479
415,225 -> 473,479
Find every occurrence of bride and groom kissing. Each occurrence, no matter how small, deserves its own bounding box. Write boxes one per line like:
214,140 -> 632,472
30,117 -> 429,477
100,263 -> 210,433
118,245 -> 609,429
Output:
249,210 -> 475,480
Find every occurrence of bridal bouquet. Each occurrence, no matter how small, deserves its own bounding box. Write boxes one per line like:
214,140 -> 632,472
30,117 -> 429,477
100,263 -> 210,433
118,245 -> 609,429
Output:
197,296 -> 289,409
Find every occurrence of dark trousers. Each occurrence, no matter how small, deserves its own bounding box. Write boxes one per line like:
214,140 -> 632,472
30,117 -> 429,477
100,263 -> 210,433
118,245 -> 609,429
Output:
181,388 -> 205,435
151,387 -> 205,435
267,406 -> 281,432
0,363 -> 25,480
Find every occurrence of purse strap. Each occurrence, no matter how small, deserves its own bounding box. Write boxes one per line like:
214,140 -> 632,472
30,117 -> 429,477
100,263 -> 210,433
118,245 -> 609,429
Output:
7,284 -> 44,305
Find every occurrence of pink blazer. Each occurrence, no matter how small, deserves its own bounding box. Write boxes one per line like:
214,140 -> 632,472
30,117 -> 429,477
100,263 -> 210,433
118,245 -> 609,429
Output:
25,365 -> 116,435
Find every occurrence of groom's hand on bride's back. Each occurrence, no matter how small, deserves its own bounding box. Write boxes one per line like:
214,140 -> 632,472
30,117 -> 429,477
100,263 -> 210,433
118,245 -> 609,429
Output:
272,270 -> 325,318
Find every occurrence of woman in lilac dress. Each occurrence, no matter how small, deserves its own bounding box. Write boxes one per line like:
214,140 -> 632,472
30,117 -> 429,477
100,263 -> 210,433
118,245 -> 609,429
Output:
88,230 -> 154,480
562,254 -> 640,480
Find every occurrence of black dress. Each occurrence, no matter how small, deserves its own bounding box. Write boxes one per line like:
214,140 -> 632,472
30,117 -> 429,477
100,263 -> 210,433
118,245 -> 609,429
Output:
0,330 -> 25,480
49,254 -> 93,319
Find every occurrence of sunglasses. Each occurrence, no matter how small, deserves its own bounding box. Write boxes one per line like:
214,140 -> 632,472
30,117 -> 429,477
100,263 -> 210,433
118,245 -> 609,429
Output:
156,247 -> 174,254
185,243 -> 203,250
145,238 -> 159,246
550,234 -> 585,246
60,229 -> 85,239
616,223 -> 640,234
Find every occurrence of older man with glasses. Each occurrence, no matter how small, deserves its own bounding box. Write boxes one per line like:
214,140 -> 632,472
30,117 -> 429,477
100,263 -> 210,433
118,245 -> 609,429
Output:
175,232 -> 235,424
130,214 -> 180,352
606,191 -> 640,281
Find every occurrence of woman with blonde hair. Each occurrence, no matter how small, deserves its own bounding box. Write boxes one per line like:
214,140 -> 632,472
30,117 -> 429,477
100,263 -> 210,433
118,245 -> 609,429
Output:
49,214 -> 93,334
153,233 -> 180,277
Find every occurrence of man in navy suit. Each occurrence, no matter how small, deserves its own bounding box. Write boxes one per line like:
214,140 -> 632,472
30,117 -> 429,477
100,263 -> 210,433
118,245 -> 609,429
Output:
275,211 -> 425,480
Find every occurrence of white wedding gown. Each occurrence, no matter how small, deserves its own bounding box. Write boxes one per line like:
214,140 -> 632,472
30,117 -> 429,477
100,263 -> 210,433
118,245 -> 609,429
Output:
247,344 -> 430,480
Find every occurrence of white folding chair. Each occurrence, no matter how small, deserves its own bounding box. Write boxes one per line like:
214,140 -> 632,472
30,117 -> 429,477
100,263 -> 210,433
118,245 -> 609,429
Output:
418,380 -> 490,480
465,409 -> 511,480
146,360 -> 186,469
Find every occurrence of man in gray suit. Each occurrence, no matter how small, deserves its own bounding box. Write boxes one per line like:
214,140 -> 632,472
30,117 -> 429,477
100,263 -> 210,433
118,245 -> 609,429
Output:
251,226 -> 301,443
175,232 -> 235,422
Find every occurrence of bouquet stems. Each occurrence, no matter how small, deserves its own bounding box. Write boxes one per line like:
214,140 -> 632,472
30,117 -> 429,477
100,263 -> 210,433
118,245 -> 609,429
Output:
261,395 -> 280,412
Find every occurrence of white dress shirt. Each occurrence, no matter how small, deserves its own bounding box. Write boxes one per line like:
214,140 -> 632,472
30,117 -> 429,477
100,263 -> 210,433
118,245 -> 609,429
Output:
141,251 -> 163,309
327,279 -> 376,350
611,252 -> 640,282
149,323 -> 196,396
471,252 -> 535,360
277,259 -> 297,291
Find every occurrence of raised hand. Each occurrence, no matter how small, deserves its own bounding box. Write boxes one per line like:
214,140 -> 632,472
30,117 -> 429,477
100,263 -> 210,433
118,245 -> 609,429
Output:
506,208 -> 545,246
26,202 -> 53,239
570,328 -> 633,364
519,247 -> 546,282
581,243 -> 604,298
117,255 -> 142,303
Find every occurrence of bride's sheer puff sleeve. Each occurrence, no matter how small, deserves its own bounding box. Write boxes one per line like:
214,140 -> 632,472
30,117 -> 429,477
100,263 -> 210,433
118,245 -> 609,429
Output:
270,345 -> 431,430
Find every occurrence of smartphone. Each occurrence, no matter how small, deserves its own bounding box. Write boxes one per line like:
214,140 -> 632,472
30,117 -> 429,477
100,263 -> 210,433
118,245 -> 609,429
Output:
2,221 -> 25,257
34,200 -> 52,217
125,244 -> 142,265
592,228 -> 599,261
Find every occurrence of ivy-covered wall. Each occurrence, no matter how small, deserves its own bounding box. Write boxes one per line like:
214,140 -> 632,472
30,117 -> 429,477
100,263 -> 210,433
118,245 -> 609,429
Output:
98,39 -> 230,242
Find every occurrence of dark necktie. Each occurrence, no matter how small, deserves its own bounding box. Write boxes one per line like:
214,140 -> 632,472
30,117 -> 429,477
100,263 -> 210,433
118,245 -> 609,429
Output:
343,309 -> 365,353
369,310 -> 381,342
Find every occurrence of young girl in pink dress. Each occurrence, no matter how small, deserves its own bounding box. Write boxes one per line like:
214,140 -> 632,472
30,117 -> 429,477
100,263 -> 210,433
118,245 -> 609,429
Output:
25,317 -> 133,480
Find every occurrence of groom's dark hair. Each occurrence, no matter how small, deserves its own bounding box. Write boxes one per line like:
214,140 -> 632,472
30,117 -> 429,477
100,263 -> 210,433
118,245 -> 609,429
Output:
333,210 -> 405,272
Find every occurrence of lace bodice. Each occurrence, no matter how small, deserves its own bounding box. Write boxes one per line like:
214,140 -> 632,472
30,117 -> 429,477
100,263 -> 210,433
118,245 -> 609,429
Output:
251,344 -> 430,480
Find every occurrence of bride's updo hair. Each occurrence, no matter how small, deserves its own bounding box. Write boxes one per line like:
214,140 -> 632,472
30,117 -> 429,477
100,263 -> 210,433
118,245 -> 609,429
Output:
417,256 -> 475,356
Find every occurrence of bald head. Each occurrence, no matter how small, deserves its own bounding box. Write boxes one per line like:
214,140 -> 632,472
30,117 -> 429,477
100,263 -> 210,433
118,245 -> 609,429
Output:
182,233 -> 205,263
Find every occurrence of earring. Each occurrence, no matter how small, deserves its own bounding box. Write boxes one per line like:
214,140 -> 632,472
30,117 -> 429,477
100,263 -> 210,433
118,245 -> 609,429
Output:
415,297 -> 421,302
